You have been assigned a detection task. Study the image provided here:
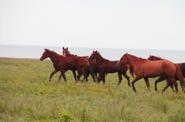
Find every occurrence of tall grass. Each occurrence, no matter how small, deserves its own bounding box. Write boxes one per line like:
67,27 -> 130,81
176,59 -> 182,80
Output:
0,58 -> 185,122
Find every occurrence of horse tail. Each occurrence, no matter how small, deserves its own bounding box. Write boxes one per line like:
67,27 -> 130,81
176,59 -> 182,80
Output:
176,64 -> 185,92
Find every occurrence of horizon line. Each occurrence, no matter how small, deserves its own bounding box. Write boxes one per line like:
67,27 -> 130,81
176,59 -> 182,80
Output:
0,43 -> 185,52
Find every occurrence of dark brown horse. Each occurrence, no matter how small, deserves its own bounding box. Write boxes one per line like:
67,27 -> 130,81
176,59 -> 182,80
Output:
62,47 -> 88,58
148,55 -> 185,92
62,47 -> 96,82
118,53 -> 185,93
40,49 -> 90,82
89,51 -> 130,86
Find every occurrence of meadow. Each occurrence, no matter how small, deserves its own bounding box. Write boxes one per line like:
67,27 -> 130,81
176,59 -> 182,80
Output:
0,58 -> 185,122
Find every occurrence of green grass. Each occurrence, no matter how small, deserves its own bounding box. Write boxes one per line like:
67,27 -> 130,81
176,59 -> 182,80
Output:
0,58 -> 185,122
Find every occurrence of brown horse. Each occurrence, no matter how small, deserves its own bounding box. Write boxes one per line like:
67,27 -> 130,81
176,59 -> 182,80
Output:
62,47 -> 88,58
89,51 -> 130,86
40,49 -> 90,82
62,47 -> 76,57
148,55 -> 185,92
118,53 -> 185,93
62,47 -> 96,82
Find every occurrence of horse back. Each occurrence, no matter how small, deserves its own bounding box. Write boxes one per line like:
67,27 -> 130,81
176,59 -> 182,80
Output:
138,60 -> 176,77
98,60 -> 120,73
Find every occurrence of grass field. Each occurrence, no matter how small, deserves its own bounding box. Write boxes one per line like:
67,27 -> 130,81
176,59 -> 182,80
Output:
0,58 -> 185,122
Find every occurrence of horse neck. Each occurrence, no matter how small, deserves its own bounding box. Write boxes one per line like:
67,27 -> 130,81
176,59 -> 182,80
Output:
127,55 -> 145,68
96,54 -> 108,63
48,52 -> 61,64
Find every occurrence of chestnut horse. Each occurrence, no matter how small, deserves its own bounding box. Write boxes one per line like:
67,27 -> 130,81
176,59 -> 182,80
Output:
62,47 -> 88,58
148,55 -> 185,92
89,51 -> 130,86
118,53 -> 185,93
40,49 -> 90,82
62,47 -> 96,82
62,47 -> 76,57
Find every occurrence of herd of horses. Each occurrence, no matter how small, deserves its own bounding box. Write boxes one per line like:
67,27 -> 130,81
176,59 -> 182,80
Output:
40,47 -> 185,93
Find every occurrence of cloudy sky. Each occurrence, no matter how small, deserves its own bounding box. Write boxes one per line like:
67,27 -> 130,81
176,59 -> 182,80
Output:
0,0 -> 185,50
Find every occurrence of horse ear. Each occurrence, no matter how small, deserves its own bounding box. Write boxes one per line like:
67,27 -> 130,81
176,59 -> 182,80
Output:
67,47 -> 68,50
63,47 -> 64,49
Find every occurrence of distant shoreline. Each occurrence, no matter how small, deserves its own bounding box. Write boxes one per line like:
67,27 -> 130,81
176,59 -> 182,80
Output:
0,57 -> 39,60
0,45 -> 185,62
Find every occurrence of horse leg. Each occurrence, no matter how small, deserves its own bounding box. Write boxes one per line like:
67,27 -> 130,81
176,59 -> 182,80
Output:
72,70 -> 77,81
60,70 -> 67,82
62,73 -> 67,82
88,68 -> 96,82
90,71 -> 96,82
144,77 -> 150,91
82,68 -> 88,82
162,83 -> 170,93
123,73 -> 130,87
85,73 -> 89,82
58,73 -> 62,82
97,72 -> 103,83
95,72 -> 98,80
170,84 -> 175,92
154,76 -> 165,91
117,72 -> 122,86
49,70 -> 58,82
77,69 -> 82,82
131,76 -> 142,93
102,73 -> 106,85
162,78 -> 175,93
174,82 -> 178,93
169,78 -> 177,92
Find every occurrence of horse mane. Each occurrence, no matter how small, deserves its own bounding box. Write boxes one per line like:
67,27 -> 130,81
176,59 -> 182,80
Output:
95,51 -> 112,63
127,53 -> 147,62
46,49 -> 63,58
63,47 -> 85,57
149,55 -> 163,60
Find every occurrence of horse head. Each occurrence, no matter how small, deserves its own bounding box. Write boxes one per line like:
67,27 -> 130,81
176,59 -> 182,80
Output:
40,49 -> 51,61
62,47 -> 69,56
89,50 -> 102,61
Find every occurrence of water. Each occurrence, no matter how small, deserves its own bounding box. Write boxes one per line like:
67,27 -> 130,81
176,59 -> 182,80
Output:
0,45 -> 185,63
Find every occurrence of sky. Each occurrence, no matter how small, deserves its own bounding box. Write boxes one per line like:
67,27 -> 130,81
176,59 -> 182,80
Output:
0,0 -> 185,50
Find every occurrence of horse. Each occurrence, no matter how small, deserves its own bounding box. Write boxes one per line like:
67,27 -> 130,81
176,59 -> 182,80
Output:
62,47 -> 96,82
62,47 -> 88,58
148,55 -> 185,92
40,49 -> 90,82
89,50 -> 130,86
118,53 -> 185,93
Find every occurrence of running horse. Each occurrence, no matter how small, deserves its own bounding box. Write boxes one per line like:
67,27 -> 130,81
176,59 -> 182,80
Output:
89,50 -> 130,86
62,47 -> 88,59
40,49 -> 90,82
148,55 -> 185,92
118,53 -> 185,93
62,47 -> 96,82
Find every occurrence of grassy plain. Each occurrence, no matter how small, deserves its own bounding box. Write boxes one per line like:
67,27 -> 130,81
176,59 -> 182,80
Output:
0,58 -> 185,122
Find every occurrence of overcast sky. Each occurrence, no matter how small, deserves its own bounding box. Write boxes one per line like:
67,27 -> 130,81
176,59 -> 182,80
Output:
0,0 -> 185,50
